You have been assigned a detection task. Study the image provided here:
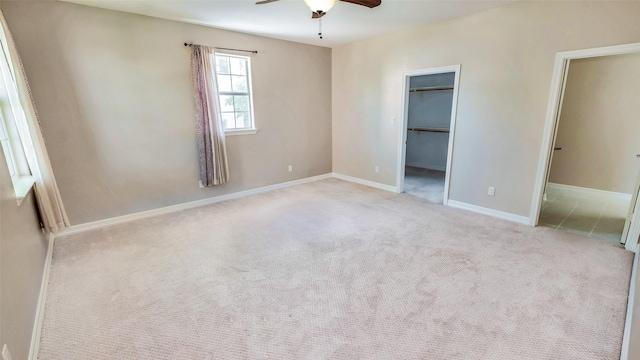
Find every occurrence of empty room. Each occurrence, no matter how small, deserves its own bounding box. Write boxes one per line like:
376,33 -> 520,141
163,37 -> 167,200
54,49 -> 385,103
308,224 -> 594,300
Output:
1,1 -> 640,359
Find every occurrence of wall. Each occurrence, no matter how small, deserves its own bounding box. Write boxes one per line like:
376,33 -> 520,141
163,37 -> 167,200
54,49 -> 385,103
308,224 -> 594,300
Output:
405,73 -> 454,171
332,1 -> 640,218
2,1 -> 332,225
548,53 -> 640,194
0,145 -> 48,360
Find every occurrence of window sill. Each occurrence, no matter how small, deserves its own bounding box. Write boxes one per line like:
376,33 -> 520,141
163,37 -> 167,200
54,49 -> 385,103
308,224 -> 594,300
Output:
14,175 -> 35,206
225,129 -> 259,136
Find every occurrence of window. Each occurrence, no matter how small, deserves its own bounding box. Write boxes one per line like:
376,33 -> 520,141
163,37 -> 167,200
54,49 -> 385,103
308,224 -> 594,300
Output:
0,110 -> 18,180
0,39 -> 33,203
214,53 -> 256,133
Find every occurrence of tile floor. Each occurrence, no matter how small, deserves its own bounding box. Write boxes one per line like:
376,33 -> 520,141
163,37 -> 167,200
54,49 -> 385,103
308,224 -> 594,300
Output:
539,188 -> 629,244
403,166 -> 445,203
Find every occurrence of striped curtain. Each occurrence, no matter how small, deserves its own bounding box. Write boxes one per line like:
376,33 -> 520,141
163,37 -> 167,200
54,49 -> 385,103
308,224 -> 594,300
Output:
190,45 -> 229,186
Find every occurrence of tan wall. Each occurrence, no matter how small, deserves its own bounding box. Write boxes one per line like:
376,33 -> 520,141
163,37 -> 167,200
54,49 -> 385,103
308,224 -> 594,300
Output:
0,146 -> 49,360
332,1 -> 640,218
548,53 -> 640,194
2,1 -> 332,225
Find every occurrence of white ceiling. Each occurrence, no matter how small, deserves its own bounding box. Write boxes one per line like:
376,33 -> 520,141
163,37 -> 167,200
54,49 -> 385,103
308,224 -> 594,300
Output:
62,0 -> 516,48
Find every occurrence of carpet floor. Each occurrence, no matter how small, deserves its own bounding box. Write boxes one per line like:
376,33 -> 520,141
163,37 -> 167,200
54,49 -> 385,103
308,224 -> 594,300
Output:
38,179 -> 633,359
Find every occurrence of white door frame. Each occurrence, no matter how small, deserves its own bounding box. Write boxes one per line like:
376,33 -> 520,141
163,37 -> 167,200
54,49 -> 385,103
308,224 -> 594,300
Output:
529,42 -> 640,252
396,65 -> 461,205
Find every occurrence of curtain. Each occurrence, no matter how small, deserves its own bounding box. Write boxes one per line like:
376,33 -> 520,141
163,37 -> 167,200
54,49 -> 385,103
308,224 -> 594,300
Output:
190,45 -> 229,186
0,11 -> 70,233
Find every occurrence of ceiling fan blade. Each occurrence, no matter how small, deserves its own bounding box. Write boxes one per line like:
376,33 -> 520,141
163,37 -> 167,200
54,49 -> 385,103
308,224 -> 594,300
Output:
339,0 -> 381,8
255,0 -> 280,4
311,11 -> 326,19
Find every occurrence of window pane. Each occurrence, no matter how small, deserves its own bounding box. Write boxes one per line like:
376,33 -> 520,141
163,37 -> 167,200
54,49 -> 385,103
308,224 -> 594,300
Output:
229,57 -> 246,75
217,75 -> 232,92
0,139 -> 15,175
219,95 -> 234,112
215,56 -> 230,74
221,112 -> 235,130
233,95 -> 249,112
231,75 -> 248,93
235,112 -> 250,129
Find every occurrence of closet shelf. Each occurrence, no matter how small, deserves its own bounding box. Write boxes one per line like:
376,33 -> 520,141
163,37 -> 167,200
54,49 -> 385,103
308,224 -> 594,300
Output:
408,127 -> 450,133
409,86 -> 454,93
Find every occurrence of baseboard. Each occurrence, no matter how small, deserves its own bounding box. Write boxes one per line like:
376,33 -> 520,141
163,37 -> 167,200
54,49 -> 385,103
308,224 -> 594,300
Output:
57,174 -> 333,237
28,233 -> 54,360
621,244 -> 639,360
331,173 -> 398,193
447,200 -> 530,225
546,183 -> 632,204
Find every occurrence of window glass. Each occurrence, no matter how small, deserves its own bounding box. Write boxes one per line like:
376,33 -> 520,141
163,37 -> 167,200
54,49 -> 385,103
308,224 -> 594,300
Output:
214,54 -> 254,131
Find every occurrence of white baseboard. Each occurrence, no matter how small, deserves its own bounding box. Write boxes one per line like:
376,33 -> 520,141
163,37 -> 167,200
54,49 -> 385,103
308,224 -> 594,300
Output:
447,200 -> 530,225
57,174 -> 333,237
331,173 -> 398,193
621,244 -> 639,360
29,233 -> 54,360
546,183 -> 632,204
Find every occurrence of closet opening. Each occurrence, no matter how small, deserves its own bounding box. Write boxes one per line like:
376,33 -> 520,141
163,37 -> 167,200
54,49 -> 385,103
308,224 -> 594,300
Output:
397,66 -> 461,205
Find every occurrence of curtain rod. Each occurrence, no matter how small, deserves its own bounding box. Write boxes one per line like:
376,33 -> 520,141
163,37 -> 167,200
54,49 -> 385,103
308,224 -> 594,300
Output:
184,43 -> 258,54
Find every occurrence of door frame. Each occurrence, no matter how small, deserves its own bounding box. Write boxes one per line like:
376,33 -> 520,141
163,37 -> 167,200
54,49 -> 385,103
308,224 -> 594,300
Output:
396,65 -> 461,205
529,42 -> 640,252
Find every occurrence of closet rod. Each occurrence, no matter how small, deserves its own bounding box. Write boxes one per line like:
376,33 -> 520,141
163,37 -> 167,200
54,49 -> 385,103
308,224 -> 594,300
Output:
408,127 -> 450,133
409,86 -> 454,93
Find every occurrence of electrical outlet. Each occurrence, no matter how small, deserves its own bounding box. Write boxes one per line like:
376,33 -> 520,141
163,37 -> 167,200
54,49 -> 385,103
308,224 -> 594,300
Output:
3,345 -> 13,360
198,180 -> 204,188
288,165 -> 293,172
390,117 -> 396,124
375,166 -> 380,173
488,187 -> 495,196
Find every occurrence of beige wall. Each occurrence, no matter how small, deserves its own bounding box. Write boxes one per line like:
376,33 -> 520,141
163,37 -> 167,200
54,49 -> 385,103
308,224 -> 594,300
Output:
2,1 -> 332,225
548,53 -> 640,194
332,1 -> 640,218
0,146 -> 49,360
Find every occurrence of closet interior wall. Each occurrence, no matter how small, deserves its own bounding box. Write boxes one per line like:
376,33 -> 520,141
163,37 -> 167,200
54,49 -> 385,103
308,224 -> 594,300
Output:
406,73 -> 455,171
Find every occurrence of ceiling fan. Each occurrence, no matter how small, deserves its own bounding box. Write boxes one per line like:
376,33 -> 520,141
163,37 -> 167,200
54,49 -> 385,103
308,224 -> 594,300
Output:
256,0 -> 382,19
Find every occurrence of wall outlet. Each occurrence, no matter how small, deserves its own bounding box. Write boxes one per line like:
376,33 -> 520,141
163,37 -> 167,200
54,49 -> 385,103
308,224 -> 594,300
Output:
375,166 -> 380,173
488,187 -> 495,196
2,345 -> 13,360
390,117 -> 396,124
198,180 -> 204,188
288,165 -> 293,172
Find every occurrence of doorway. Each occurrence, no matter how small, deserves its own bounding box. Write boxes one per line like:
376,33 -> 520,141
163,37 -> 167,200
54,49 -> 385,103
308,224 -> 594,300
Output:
397,66 -> 461,205
531,43 -> 640,251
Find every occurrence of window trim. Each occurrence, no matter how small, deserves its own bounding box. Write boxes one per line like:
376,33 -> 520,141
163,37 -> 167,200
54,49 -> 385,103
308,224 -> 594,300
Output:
0,39 -> 34,204
213,52 -> 258,134
225,129 -> 259,136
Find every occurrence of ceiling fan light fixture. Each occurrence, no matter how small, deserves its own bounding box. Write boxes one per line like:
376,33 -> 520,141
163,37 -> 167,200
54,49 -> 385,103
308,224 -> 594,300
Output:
303,0 -> 337,14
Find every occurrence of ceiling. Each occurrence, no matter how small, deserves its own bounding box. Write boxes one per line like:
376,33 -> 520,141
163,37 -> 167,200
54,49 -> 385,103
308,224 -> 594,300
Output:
62,0 -> 516,48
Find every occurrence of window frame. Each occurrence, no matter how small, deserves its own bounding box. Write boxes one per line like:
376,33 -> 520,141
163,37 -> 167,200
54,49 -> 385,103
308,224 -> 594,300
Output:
0,39 -> 34,204
213,52 -> 257,135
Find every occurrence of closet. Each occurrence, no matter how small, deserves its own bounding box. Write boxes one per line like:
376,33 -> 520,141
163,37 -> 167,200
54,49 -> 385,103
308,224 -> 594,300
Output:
403,72 -> 455,203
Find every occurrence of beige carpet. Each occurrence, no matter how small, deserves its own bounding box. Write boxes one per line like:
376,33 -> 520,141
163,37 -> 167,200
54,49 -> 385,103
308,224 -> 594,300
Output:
39,179 -> 633,359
